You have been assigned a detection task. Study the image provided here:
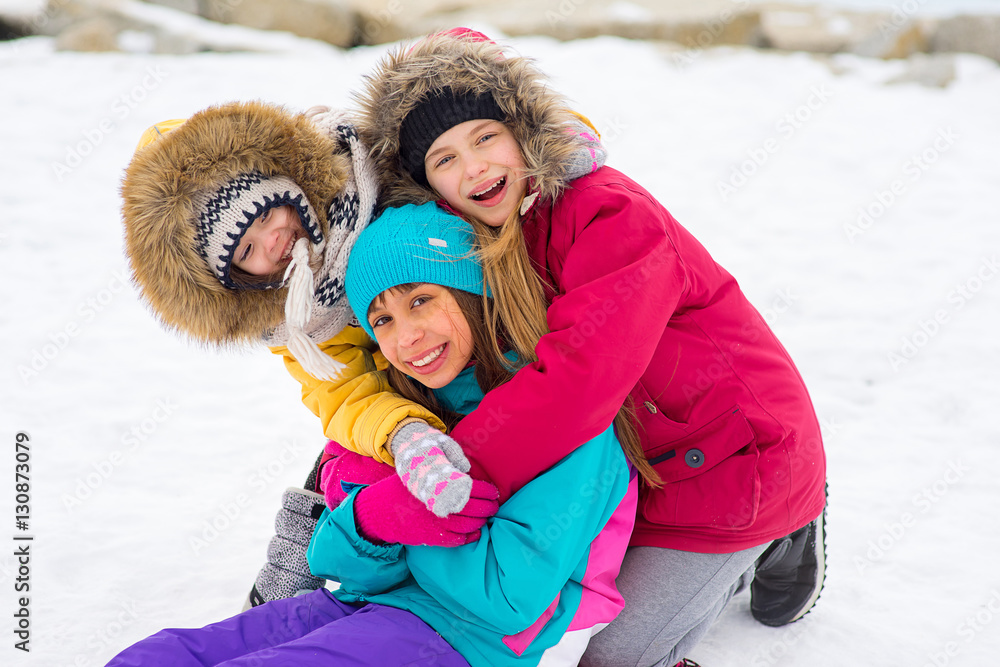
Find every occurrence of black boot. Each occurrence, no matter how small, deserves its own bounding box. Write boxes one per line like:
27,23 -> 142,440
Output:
751,502 -> 827,627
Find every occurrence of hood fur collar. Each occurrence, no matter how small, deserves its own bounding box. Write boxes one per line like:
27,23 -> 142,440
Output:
355,31 -> 589,211
121,101 -> 349,347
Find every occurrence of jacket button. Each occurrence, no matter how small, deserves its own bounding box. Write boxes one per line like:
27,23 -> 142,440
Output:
684,448 -> 704,468
643,401 -> 657,414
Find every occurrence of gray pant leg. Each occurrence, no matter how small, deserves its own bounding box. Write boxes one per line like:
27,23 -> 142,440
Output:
580,543 -> 770,667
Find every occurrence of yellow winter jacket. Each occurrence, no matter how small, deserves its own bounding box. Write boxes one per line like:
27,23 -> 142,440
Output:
270,326 -> 446,464
128,112 -> 445,464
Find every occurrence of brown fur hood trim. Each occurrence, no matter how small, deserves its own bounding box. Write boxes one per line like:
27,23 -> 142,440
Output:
355,31 -> 586,210
121,101 -> 348,347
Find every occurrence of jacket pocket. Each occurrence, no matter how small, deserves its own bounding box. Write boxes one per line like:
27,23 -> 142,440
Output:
641,405 -> 760,531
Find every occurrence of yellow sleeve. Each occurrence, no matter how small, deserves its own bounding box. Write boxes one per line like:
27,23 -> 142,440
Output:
271,326 -> 447,464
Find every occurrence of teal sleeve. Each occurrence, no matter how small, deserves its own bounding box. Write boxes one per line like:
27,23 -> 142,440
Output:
405,427 -> 629,634
306,488 -> 410,595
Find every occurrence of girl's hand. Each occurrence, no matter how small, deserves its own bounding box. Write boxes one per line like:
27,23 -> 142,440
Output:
321,444 -> 497,547
353,473 -> 499,547
320,441 -> 395,508
390,421 -> 473,518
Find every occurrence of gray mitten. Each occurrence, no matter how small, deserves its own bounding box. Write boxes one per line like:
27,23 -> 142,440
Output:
243,487 -> 327,610
390,420 -> 473,518
562,116 -> 608,181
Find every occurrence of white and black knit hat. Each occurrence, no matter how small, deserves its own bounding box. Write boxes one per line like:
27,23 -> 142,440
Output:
192,173 -> 323,289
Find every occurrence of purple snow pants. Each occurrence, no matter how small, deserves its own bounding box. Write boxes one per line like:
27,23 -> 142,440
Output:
105,588 -> 469,666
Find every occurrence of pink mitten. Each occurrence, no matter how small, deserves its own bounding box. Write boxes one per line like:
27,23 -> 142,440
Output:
354,473 -> 499,547
320,442 -> 394,508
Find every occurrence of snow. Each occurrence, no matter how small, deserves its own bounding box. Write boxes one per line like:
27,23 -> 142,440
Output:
2,17 -> 1000,667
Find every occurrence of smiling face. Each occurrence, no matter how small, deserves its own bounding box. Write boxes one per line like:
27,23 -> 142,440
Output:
368,283 -> 474,389
232,205 -> 305,277
423,119 -> 527,228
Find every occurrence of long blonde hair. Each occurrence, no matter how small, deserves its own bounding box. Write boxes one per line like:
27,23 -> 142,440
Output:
464,201 -> 662,488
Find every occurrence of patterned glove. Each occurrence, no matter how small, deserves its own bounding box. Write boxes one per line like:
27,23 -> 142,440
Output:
390,420 -> 473,518
354,470 -> 500,547
563,114 -> 608,181
243,487 -> 327,610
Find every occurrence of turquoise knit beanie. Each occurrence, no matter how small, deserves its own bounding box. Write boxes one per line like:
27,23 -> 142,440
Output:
346,202 -> 490,340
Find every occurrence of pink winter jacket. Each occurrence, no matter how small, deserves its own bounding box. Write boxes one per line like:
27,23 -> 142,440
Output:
454,167 -> 827,553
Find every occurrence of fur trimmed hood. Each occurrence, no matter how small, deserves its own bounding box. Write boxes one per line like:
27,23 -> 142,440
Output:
355,31 -> 589,210
121,101 -> 349,347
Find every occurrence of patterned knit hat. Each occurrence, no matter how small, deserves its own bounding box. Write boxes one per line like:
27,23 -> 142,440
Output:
191,173 -> 324,289
122,102 -> 379,382
398,87 -> 505,186
346,202 -> 489,340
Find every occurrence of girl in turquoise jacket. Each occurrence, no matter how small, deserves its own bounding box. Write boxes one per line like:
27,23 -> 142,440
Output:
107,202 -> 640,667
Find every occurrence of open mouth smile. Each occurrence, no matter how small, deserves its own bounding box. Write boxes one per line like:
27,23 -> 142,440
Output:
469,176 -> 506,202
410,344 -> 445,368
279,231 -> 304,263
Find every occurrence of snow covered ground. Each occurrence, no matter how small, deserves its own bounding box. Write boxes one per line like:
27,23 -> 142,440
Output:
2,13 -> 999,667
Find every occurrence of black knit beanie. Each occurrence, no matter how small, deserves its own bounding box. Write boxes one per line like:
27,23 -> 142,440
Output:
398,87 -> 505,186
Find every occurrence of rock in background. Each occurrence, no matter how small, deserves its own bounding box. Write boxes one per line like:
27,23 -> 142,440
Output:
758,2 -> 932,59
202,0 -> 355,48
931,13 -> 1000,62
7,0 -> 355,53
1,0 -> 998,68
344,0 -> 766,48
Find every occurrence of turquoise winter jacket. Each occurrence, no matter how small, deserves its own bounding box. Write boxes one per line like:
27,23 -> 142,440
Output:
307,362 -> 637,666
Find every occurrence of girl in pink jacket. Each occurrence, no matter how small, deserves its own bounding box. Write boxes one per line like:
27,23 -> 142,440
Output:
352,29 -> 828,666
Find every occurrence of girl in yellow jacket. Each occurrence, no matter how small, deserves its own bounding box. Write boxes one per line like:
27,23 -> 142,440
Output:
121,101 -> 488,604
